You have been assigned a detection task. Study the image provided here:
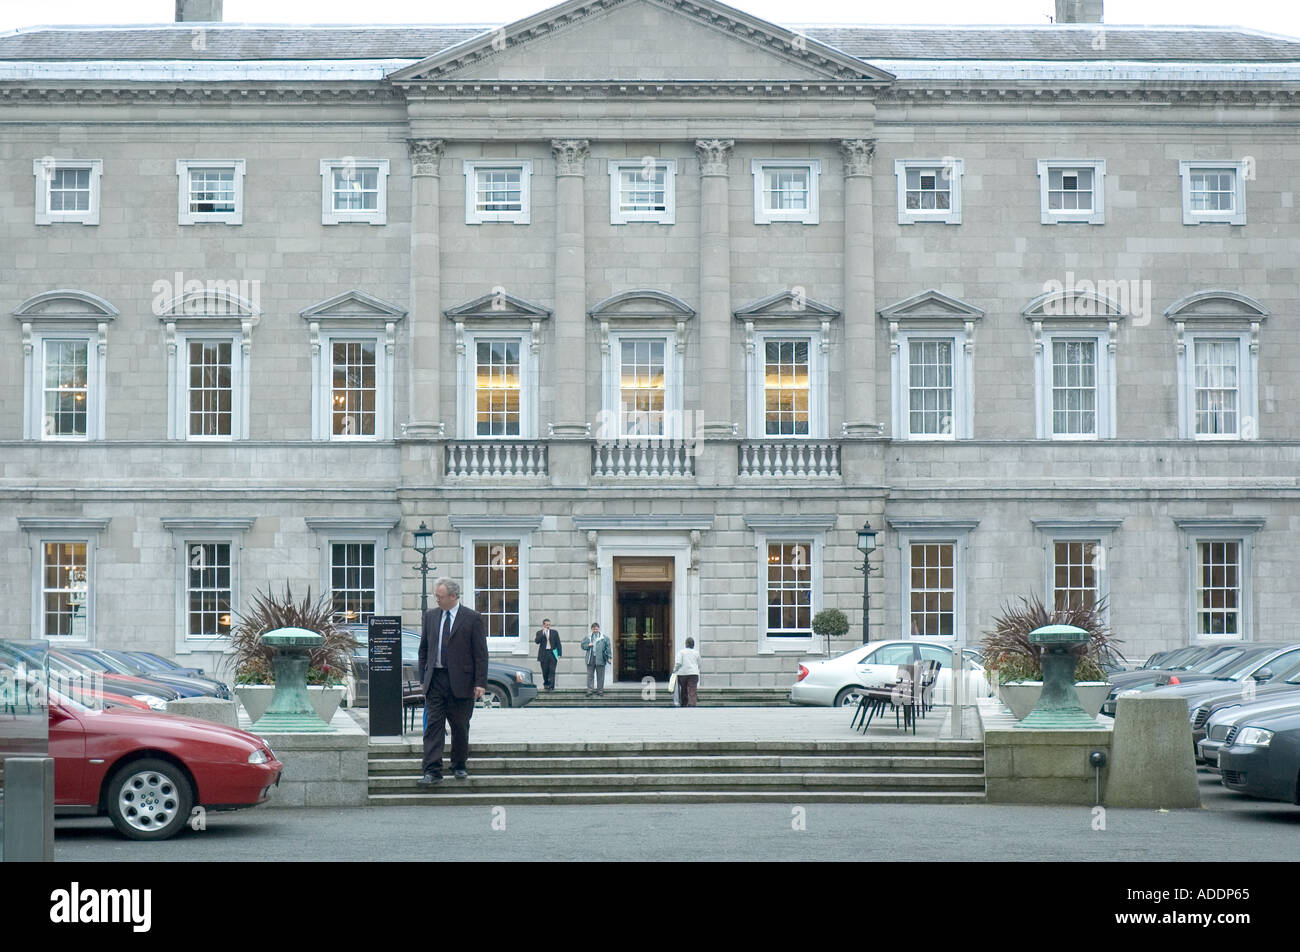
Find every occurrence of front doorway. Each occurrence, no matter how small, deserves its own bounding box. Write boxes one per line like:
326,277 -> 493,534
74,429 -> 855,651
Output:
613,557 -> 674,681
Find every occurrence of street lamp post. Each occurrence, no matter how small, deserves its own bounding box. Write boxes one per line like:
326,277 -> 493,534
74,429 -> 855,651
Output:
856,522 -> 878,644
413,522 -> 434,616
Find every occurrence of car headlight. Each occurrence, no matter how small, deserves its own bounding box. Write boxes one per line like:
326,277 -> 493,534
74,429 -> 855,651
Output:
1236,727 -> 1274,747
248,748 -> 269,764
134,694 -> 168,711
515,670 -> 530,684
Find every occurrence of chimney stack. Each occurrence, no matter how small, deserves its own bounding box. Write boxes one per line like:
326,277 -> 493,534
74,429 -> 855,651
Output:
175,0 -> 223,21
1055,0 -> 1103,23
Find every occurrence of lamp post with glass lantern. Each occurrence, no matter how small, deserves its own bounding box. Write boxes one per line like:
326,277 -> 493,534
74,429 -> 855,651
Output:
413,522 -> 434,616
856,522 -> 878,644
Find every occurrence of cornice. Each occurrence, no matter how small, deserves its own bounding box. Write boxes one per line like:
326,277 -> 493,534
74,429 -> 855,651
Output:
403,81 -> 886,99
875,84 -> 1300,106
0,85 -> 405,106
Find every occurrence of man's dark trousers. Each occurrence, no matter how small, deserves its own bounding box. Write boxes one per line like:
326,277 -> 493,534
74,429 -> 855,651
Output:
423,668 -> 474,775
539,651 -> 557,689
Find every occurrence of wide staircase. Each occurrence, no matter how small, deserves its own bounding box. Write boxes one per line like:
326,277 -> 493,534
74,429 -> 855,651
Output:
367,738 -> 986,805
527,686 -> 790,707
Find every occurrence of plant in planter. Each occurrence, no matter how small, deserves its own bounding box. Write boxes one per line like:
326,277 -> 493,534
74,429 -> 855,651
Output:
980,594 -> 1121,719
811,608 -> 850,656
223,585 -> 358,723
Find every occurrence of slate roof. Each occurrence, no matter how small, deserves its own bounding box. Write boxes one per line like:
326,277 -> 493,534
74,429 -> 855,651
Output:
1,23 -> 1299,64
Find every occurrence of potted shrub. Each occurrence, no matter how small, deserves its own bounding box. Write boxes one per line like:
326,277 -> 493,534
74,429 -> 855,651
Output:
223,585 -> 358,724
811,608 -> 850,656
980,594 -> 1119,719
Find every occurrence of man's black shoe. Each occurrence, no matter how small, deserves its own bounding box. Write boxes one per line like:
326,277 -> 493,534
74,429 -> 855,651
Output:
417,772 -> 443,786
453,768 -> 469,780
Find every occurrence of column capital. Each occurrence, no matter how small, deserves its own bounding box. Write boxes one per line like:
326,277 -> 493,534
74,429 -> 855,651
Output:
551,139 -> 590,176
694,139 -> 734,176
407,138 -> 445,177
839,138 -> 877,177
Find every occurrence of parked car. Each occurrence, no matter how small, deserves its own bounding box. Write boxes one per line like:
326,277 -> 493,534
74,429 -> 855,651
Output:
1,656 -> 150,712
346,625 -> 538,709
1184,652 -> 1300,752
1198,686 -> 1300,768
1101,644 -> 1294,716
59,646 -> 230,699
790,639 -> 993,708
44,648 -> 180,710
50,687 -> 283,840
1218,707 -> 1300,805
111,649 -> 207,680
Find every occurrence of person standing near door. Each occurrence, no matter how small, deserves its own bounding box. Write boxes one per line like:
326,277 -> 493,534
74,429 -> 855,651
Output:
673,636 -> 701,707
535,618 -> 561,691
581,622 -> 612,697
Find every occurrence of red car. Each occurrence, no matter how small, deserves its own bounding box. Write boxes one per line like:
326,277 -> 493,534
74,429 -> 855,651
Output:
51,691 -> 283,840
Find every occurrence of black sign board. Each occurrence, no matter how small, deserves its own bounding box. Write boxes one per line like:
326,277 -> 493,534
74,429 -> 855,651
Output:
367,615 -> 403,737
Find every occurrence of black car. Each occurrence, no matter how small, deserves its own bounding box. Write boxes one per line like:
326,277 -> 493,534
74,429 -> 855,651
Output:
1218,708 -> 1300,805
346,625 -> 537,709
1101,644 -> 1292,716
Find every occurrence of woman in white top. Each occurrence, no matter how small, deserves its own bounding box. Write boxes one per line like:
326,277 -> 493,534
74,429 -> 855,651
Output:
673,637 -> 701,707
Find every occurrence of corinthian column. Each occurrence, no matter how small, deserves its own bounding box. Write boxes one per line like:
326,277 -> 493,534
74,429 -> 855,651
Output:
550,138 -> 590,438
405,137 -> 445,437
840,138 -> 877,436
695,138 -> 734,438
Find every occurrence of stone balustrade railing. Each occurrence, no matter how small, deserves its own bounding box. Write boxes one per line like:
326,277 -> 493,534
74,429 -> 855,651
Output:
591,439 -> 697,478
738,440 -> 841,478
445,441 -> 548,478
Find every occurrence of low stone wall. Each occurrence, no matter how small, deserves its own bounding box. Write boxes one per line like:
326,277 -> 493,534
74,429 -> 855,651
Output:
165,697 -> 239,727
242,709 -> 369,808
980,699 -> 1113,805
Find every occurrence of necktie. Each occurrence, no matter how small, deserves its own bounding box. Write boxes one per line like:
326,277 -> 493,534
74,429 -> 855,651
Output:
437,610 -> 451,668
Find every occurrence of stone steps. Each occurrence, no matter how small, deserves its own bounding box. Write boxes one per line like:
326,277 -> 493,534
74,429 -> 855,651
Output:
367,738 -> 986,804
528,688 -> 793,707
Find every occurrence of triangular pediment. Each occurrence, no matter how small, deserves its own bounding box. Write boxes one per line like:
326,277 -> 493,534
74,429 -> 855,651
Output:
300,289 -> 407,322
445,291 -> 552,321
389,0 -> 892,84
878,289 -> 984,322
734,289 -> 840,320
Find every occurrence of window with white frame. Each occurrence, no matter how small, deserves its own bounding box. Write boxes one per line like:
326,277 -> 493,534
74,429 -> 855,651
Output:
765,541 -> 814,638
1179,161 -> 1246,225
329,338 -> 378,439
1052,540 -> 1100,611
330,542 -> 376,624
185,542 -> 234,638
464,160 -> 532,224
1037,159 -> 1105,224
168,330 -> 248,441
895,159 -> 962,224
42,541 -> 90,639
1192,338 -> 1242,438
908,542 -> 956,637
40,337 -> 90,439
763,339 -> 810,436
891,520 -> 976,641
608,159 -> 675,224
618,336 -> 668,436
186,338 -> 235,438
474,338 -> 522,436
177,160 -> 245,225
751,160 -> 820,224
1033,330 -> 1115,440
473,542 -> 520,641
890,330 -> 971,440
1195,540 -> 1241,638
320,158 -> 389,225
33,159 -> 102,225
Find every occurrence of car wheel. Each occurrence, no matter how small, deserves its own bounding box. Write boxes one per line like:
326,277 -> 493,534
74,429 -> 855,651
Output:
476,684 -> 511,709
834,686 -> 866,709
105,758 -> 194,841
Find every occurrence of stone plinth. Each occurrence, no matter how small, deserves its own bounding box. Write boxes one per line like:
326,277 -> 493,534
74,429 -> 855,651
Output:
1104,695 -> 1201,808
165,697 -> 239,727
248,708 -> 368,808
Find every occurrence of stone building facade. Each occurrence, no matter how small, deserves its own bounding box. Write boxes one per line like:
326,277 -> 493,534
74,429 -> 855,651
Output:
3,0 -> 1299,687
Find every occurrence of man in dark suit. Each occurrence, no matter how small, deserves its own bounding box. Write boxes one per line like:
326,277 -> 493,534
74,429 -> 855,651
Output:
534,618 -> 561,691
417,577 -> 488,785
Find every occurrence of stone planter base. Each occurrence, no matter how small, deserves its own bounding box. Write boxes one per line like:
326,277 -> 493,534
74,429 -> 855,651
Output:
998,681 -> 1111,720
236,685 -> 345,724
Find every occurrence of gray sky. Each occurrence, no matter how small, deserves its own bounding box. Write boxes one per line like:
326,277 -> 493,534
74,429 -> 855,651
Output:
2,0 -> 1298,38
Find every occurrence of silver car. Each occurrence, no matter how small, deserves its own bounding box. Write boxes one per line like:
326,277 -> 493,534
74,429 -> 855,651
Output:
790,639 -> 993,708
